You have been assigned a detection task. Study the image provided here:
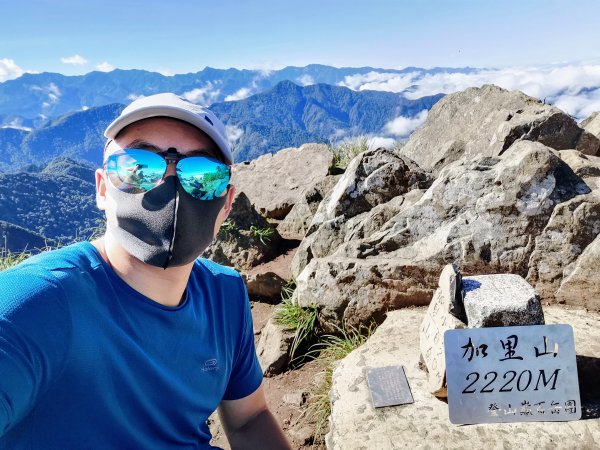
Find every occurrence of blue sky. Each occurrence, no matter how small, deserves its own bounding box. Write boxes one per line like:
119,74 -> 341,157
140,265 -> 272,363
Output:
1,0 -> 600,77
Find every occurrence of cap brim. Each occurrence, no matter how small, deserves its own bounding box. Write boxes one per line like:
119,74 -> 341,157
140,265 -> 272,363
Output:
104,105 -> 234,165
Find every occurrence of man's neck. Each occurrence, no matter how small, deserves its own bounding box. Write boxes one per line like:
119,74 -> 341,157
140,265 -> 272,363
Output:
91,234 -> 193,307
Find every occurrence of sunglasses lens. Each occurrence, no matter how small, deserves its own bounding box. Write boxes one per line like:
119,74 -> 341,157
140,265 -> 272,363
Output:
106,149 -> 167,193
177,157 -> 231,200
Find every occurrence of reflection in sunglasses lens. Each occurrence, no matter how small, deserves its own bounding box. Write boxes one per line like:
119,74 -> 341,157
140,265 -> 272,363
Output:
178,157 -> 230,200
106,149 -> 166,193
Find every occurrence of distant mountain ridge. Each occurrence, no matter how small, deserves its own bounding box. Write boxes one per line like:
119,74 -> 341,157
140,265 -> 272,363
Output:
0,157 -> 101,251
0,64 -> 473,126
0,81 -> 442,171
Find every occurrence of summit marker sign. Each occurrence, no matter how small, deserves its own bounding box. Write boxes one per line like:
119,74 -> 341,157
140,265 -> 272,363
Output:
444,324 -> 581,425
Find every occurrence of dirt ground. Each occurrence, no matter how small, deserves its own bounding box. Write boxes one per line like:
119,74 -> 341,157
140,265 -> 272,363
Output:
210,301 -> 327,449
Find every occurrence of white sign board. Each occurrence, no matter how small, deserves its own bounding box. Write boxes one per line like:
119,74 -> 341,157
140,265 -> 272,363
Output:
444,324 -> 581,424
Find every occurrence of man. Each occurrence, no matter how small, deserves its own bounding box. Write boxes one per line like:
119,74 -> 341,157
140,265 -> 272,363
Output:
0,93 -> 291,449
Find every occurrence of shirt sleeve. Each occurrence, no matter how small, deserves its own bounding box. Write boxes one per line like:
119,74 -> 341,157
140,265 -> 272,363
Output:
222,277 -> 263,401
0,265 -> 72,435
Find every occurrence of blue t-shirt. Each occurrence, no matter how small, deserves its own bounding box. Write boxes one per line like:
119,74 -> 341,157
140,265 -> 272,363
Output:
0,241 -> 263,449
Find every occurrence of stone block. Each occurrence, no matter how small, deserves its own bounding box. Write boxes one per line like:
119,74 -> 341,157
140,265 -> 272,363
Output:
463,274 -> 545,327
419,264 -> 466,397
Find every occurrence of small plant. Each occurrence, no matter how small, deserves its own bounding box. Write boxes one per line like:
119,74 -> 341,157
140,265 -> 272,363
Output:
329,135 -> 370,169
0,248 -> 32,271
273,280 -> 318,361
249,225 -> 273,245
304,322 -> 377,445
218,219 -> 237,240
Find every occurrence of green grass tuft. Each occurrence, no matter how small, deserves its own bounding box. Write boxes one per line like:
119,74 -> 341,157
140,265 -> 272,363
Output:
249,225 -> 274,245
329,135 -> 370,169
273,280 -> 318,361
304,322 -> 377,445
0,248 -> 32,271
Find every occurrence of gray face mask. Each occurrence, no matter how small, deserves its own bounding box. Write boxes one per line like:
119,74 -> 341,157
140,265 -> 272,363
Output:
105,176 -> 227,268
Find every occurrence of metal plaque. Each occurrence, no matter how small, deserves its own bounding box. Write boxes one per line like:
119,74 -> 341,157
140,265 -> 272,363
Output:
367,365 -> 414,408
444,324 -> 581,424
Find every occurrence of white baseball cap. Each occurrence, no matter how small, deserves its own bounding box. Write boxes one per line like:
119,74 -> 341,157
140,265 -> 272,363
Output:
104,93 -> 234,164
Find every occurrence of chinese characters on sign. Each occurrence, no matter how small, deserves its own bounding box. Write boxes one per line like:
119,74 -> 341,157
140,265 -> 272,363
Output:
444,324 -> 581,424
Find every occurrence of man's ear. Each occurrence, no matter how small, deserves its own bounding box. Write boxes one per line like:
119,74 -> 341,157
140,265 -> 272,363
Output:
223,184 -> 236,219
95,168 -> 107,211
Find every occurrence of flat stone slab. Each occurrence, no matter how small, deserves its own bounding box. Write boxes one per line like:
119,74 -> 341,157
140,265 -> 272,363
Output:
463,274 -> 544,328
327,306 -> 600,449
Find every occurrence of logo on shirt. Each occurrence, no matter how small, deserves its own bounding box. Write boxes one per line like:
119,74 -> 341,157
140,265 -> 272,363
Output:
201,358 -> 219,372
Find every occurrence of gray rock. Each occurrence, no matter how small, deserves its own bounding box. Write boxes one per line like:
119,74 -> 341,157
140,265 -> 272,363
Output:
291,148 -> 430,278
243,271 -> 286,302
581,111 -> 600,139
295,141 -> 589,330
232,143 -> 333,219
558,149 -> 600,191
419,264 -> 466,396
282,391 -> 308,406
203,192 -> 282,270
399,84 -> 600,173
462,274 -> 544,327
526,191 -> 600,305
555,234 -> 600,310
256,318 -> 295,376
326,306 -> 600,449
277,174 -> 341,239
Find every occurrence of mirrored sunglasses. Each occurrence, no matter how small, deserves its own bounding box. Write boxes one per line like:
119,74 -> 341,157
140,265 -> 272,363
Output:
105,148 -> 231,201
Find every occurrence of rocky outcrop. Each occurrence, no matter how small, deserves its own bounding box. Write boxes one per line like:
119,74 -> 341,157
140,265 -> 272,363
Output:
203,192 -> 282,270
326,307 -> 600,449
399,85 -> 600,173
277,175 -> 341,240
581,111 -> 600,139
291,148 -> 431,278
526,191 -> 600,308
232,143 -> 334,219
295,141 -> 591,329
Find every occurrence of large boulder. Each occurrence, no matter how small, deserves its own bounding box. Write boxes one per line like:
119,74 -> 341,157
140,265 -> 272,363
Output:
232,143 -> 334,219
526,191 -> 600,308
399,84 -> 600,173
291,148 -> 431,278
203,192 -> 282,270
295,141 -> 590,329
581,111 -> 600,139
277,175 -> 341,240
555,235 -> 600,310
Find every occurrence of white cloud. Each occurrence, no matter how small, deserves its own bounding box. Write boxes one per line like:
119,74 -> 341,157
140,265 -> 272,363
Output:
384,110 -> 429,137
47,83 -> 61,104
95,62 -> 115,72
368,136 -> 397,149
61,54 -> 88,66
0,58 -> 36,82
297,74 -> 315,86
225,87 -> 252,102
127,94 -> 145,101
339,71 -> 418,92
1,118 -> 32,132
182,82 -> 221,105
155,67 -> 175,76
338,64 -> 600,121
226,124 -> 244,147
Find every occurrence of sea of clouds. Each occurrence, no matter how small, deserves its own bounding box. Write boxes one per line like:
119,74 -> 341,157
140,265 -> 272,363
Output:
338,64 -> 600,122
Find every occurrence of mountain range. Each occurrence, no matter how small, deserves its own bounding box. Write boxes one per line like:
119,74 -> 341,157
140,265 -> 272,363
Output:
0,64 -> 472,127
0,80 -> 442,170
0,64 -> 453,250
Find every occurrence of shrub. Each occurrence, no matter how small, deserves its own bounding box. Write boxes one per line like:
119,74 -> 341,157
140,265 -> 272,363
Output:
329,135 -> 370,169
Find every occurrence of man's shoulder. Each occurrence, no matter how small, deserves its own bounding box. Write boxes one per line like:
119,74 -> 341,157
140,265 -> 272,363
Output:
16,241 -> 101,274
193,257 -> 242,280
0,242 -> 101,303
